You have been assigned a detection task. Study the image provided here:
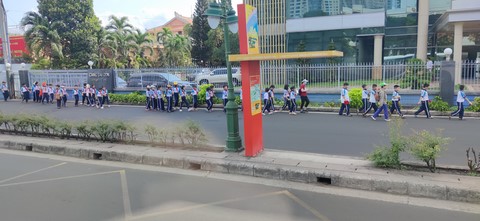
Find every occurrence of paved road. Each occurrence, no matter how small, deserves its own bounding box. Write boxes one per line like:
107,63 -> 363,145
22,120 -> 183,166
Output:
1,101 -> 479,166
0,150 -> 477,221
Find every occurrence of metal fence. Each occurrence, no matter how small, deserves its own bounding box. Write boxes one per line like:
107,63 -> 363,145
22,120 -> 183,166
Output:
28,70 -> 88,89
26,61 -> 480,92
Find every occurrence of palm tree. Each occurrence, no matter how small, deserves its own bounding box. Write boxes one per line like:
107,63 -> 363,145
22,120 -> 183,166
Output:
92,28 -> 117,68
106,15 -> 133,35
107,32 -> 136,68
157,28 -> 192,66
130,29 -> 154,68
21,12 -> 64,65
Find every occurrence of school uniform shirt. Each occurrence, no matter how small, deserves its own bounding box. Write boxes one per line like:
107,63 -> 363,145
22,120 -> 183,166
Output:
21,86 -> 28,93
145,90 -> 150,97
97,90 -> 102,97
63,89 -> 68,95
340,88 -> 350,103
263,92 -> 269,100
191,88 -> 198,96
181,89 -> 187,97
48,87 -> 54,94
206,90 -> 211,100
166,89 -> 173,97
42,86 -> 48,93
156,90 -> 163,98
173,87 -> 179,94
362,89 -> 369,99
149,90 -> 155,98
0,84 -> 7,91
283,89 -> 289,98
457,91 -> 466,103
222,90 -> 228,99
290,91 -> 296,100
392,91 -> 400,101
33,85 -> 40,91
73,89 -> 79,96
369,90 -> 377,103
268,90 -> 274,99
420,89 -> 429,101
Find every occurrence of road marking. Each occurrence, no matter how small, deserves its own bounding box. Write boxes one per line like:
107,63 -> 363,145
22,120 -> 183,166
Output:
119,170 -> 133,220
128,191 -> 287,220
0,162 -> 67,184
283,191 -> 332,221
0,170 -> 122,188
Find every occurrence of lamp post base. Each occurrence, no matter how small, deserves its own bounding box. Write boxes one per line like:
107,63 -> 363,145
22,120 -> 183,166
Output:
225,92 -> 242,152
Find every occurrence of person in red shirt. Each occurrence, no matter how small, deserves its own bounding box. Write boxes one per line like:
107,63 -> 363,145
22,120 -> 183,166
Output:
299,79 -> 310,113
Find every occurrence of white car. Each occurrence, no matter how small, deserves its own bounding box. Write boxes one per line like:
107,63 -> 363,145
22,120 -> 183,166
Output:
195,68 -> 241,86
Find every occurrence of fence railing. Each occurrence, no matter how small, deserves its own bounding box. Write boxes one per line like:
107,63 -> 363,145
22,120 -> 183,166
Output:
26,61 -> 480,92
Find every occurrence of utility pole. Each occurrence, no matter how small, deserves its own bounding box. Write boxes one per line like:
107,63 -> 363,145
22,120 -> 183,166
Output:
0,0 -> 13,98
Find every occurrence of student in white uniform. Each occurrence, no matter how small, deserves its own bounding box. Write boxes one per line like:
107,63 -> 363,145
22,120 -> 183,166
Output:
289,86 -> 297,115
339,83 -> 351,117
414,83 -> 432,119
262,88 -> 272,115
450,85 -> 472,120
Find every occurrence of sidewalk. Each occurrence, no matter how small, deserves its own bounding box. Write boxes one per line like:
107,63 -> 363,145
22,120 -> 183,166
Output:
7,99 -> 480,118
0,135 -> 478,204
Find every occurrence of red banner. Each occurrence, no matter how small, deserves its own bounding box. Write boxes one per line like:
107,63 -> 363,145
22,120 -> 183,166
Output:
0,36 -> 29,58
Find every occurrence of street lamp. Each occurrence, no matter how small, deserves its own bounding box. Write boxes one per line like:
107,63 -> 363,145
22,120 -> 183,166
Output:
88,60 -> 94,69
444,48 -> 453,61
204,0 -> 242,152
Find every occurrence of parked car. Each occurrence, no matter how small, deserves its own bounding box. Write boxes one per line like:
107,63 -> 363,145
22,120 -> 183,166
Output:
195,68 -> 241,86
116,77 -> 127,88
127,73 -> 196,90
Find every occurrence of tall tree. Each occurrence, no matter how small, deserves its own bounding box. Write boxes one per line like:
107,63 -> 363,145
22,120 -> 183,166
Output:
190,0 -> 211,66
21,12 -> 64,66
106,15 -> 134,35
35,0 -> 101,68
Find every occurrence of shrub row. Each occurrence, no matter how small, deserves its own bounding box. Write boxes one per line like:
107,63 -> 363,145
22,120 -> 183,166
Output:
0,113 -> 209,147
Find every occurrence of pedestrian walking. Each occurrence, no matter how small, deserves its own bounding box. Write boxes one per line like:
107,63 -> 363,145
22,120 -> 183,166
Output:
268,85 -> 276,112
61,86 -> 68,107
73,85 -> 79,107
206,86 -> 213,112
166,85 -> 174,112
262,87 -> 272,115
282,84 -> 290,112
32,82 -> 39,102
339,82 -> 351,117
21,84 -> 30,103
360,84 -> 368,113
192,85 -> 198,111
103,86 -> 110,108
91,85 -> 97,107
371,83 -> 390,121
1,81 -> 9,101
179,85 -> 191,112
450,85 -> 472,120
209,85 -> 215,111
390,85 -> 404,118
54,85 -> 62,109
157,85 -> 165,111
82,83 -> 88,105
41,82 -> 49,104
145,86 -> 153,111
48,84 -> 54,104
414,83 -> 432,119
363,84 -> 378,117
289,86 -> 297,115
173,82 -> 180,110
299,79 -> 310,113
222,85 -> 228,113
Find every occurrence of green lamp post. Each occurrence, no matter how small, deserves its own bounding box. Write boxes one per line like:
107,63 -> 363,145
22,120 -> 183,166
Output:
204,0 -> 242,152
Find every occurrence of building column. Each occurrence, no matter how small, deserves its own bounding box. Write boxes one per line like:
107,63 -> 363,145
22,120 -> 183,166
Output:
416,0 -> 429,62
454,22 -> 463,84
373,35 -> 383,80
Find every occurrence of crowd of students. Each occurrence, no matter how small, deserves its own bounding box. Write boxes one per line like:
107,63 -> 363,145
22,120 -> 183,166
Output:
3,78 -> 473,121
15,82 -> 111,109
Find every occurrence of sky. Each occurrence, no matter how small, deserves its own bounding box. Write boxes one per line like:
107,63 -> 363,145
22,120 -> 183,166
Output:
4,0 -> 243,32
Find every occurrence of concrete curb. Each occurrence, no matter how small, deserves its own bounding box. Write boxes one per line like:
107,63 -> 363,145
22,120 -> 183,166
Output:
1,138 -> 479,204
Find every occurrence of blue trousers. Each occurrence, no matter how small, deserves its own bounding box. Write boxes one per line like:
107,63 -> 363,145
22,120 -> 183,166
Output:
373,104 -> 389,119
339,103 -> 350,116
451,102 -> 464,119
415,101 -> 431,118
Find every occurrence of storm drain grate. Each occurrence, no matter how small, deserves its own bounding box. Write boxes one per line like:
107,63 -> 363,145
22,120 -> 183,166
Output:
93,153 -> 102,160
317,177 -> 332,185
25,145 -> 33,151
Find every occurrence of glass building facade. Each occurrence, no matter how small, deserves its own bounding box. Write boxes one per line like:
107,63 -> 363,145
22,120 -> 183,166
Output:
274,0 -> 453,63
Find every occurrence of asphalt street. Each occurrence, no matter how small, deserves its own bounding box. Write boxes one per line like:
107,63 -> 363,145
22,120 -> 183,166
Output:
0,150 -> 478,221
1,101 -> 479,166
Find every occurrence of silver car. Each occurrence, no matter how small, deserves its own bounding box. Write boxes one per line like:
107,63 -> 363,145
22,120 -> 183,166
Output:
195,68 -> 241,86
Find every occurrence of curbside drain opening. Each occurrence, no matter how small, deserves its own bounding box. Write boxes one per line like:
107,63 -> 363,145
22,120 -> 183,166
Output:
188,162 -> 201,170
317,177 -> 332,185
25,145 -> 33,151
93,153 -> 102,160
